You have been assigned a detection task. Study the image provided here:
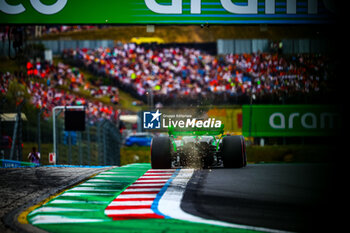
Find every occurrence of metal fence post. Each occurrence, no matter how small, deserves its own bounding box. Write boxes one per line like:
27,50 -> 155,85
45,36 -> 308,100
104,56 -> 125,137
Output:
53,109 -> 57,163
97,121 -> 104,166
9,113 -> 19,160
87,121 -> 91,166
37,110 -> 41,157
56,119 -> 62,165
18,109 -> 22,161
78,132 -> 82,165
115,131 -> 121,166
68,132 -> 72,164
97,121 -> 101,165
103,123 -> 107,166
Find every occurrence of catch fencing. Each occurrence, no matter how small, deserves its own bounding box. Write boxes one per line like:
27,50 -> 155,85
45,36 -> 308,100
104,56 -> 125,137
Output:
217,39 -> 331,55
53,117 -> 121,166
0,40 -> 114,56
0,111 -> 121,166
0,38 -> 331,57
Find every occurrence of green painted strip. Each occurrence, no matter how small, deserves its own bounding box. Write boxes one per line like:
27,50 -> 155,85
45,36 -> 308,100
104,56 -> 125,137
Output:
27,164 -> 150,225
27,163 -> 263,232
34,219 -> 258,233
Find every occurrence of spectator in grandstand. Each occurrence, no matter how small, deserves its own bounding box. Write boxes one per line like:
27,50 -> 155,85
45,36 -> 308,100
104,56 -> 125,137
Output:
63,44 -> 332,105
1,70 -> 120,123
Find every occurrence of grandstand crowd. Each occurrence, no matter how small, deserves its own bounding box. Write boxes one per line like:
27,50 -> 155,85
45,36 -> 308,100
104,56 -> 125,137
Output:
1,43 -> 335,122
1,63 -> 119,123
64,44 -> 334,105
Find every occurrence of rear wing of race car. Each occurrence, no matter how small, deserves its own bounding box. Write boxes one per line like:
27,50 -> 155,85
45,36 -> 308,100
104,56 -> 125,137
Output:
168,125 -> 224,137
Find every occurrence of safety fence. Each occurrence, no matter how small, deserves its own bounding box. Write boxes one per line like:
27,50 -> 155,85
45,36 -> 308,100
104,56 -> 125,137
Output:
53,118 -> 121,166
0,113 -> 121,166
0,38 -> 331,57
0,40 -> 114,56
217,38 -> 331,55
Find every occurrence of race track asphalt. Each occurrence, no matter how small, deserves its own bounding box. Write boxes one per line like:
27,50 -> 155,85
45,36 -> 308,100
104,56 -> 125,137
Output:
181,163 -> 336,233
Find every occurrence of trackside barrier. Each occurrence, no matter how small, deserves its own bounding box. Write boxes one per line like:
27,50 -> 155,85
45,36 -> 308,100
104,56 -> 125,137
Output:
0,160 -> 111,168
41,165 -> 111,168
0,159 -> 37,168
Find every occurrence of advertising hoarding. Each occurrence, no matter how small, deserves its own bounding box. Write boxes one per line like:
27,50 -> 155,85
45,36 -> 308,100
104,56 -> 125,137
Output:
1,0 -> 334,24
242,105 -> 341,137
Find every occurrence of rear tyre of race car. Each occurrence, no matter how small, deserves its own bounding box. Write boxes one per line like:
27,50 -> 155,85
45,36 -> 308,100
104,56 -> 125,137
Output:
151,136 -> 172,169
222,135 -> 247,168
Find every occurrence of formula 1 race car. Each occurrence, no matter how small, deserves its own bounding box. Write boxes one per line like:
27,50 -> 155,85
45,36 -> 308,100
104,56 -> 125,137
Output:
151,125 -> 247,169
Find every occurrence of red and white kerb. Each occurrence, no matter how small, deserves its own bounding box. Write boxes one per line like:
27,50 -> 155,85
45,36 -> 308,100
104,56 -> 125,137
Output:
104,169 -> 175,220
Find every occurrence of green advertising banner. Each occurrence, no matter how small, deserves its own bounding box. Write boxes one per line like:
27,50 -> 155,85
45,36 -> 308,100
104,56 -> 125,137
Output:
242,105 -> 341,137
0,0 -> 333,24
